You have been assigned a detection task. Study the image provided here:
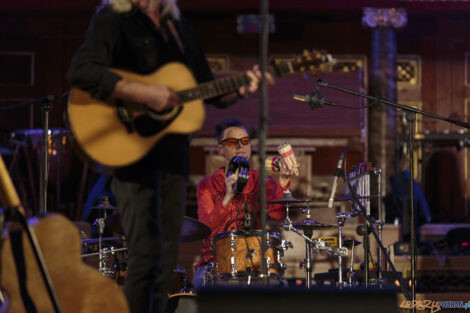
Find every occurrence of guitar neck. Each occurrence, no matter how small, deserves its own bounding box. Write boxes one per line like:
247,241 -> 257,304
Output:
177,61 -> 295,104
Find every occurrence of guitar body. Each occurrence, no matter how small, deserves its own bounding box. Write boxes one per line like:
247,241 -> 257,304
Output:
67,62 -> 204,167
0,214 -> 129,313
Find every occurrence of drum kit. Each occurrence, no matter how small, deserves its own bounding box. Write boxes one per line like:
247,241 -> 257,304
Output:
200,191 -> 374,289
80,197 -> 213,289
80,190 -> 375,292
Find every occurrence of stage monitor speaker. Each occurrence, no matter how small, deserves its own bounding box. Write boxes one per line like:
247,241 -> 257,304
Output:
198,286 -> 397,313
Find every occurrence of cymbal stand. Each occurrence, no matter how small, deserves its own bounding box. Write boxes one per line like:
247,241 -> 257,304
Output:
300,227 -> 313,288
336,212 -> 346,287
300,194 -> 314,288
282,216 -> 348,288
373,167 -> 384,285
93,208 -> 111,276
347,241 -> 357,286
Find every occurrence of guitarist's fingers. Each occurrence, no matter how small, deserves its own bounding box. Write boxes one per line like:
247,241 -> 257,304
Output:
253,64 -> 275,85
147,86 -> 179,111
244,68 -> 260,94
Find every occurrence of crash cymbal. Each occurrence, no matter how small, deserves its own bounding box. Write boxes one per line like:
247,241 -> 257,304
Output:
180,216 -> 211,243
267,197 -> 311,204
293,218 -> 337,230
91,203 -> 119,210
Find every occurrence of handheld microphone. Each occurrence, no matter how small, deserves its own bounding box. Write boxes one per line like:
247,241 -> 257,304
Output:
229,156 -> 249,196
227,156 -> 240,178
293,90 -> 337,109
328,149 -> 346,208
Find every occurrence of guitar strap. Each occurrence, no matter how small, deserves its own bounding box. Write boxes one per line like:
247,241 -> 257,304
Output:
10,230 -> 38,313
166,19 -> 185,55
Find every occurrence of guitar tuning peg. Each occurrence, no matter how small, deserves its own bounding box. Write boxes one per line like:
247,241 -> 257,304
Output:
302,49 -> 310,56
300,66 -> 306,72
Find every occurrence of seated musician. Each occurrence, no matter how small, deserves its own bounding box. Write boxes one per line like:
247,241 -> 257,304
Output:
193,118 -> 293,287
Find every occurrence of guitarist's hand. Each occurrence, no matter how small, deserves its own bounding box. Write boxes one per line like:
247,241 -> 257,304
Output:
237,65 -> 275,97
145,85 -> 179,112
113,79 -> 179,112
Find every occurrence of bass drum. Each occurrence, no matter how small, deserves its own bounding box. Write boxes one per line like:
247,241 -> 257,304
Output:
211,230 -> 284,280
165,293 -> 197,313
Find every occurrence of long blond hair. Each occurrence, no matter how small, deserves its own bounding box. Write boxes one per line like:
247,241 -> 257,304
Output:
100,0 -> 180,20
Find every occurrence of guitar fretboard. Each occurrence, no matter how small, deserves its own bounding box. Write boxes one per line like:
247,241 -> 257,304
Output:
177,61 -> 295,104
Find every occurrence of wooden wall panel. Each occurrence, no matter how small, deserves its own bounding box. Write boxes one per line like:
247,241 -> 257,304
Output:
1,4 -> 470,218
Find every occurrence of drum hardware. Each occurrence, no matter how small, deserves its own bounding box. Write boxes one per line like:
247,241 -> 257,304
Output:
282,216 -> 348,288
90,196 -> 122,277
343,239 -> 361,286
81,247 -> 128,258
173,266 -> 191,294
336,211 -> 347,287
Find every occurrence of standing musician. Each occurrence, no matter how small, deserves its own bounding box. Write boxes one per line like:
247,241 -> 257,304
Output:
67,1 -> 266,312
194,119 -> 294,287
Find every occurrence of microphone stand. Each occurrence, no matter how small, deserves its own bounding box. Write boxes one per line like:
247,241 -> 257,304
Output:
1,92 -> 69,214
317,79 -> 470,302
258,0 -> 269,282
40,97 -> 52,214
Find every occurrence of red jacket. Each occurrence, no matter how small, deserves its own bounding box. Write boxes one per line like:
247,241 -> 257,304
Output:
195,167 -> 288,269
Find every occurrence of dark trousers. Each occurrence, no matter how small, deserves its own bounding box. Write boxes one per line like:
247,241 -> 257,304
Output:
111,171 -> 186,313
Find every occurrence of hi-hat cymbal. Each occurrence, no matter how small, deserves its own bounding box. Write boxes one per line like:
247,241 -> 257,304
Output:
92,203 -> 119,210
293,218 -> 337,230
180,216 -> 211,243
267,197 -> 311,204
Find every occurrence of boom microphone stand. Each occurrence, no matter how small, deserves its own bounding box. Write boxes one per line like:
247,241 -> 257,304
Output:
316,79 -> 470,302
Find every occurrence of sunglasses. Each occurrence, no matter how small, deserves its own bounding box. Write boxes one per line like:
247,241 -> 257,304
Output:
220,137 -> 251,147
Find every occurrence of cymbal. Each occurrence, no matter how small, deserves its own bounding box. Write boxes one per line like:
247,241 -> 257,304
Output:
293,218 -> 337,230
180,216 -> 211,243
288,203 -> 328,209
92,203 -> 119,210
267,197 -> 311,204
333,195 -> 378,202
103,215 -> 211,242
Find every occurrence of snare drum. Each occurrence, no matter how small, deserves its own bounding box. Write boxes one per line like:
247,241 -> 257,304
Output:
211,230 -> 283,279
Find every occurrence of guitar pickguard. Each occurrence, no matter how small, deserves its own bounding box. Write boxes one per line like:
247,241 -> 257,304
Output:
134,107 -> 183,137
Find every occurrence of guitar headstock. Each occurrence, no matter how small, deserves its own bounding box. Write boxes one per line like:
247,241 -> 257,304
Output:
269,49 -> 336,77
292,49 -> 336,75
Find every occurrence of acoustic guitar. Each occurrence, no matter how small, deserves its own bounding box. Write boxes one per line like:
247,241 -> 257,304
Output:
0,155 -> 129,313
67,50 -> 335,167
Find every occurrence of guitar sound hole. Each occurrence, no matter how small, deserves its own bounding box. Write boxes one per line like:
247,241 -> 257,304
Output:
134,107 -> 183,137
